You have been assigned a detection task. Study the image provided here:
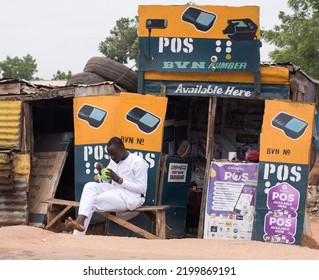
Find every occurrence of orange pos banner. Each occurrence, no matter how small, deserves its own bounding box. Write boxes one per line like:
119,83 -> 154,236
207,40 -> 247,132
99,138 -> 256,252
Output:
138,5 -> 260,39
73,95 -> 120,145
116,93 -> 168,152
260,100 -> 315,164
74,93 -> 168,151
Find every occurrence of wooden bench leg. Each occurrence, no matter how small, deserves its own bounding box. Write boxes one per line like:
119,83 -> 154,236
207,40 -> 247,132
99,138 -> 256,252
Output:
45,205 -> 73,230
97,212 -> 160,239
144,211 -> 171,237
155,209 -> 166,239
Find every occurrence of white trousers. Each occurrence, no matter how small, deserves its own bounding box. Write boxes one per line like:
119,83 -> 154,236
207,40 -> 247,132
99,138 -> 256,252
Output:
73,181 -> 145,235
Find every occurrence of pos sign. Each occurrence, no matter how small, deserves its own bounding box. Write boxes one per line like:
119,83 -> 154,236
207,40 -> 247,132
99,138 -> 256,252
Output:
252,100 -> 315,245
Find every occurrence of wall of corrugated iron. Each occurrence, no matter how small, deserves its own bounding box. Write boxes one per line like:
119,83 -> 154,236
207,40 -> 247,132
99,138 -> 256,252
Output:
0,101 -> 22,149
0,101 -> 30,226
0,153 -> 30,226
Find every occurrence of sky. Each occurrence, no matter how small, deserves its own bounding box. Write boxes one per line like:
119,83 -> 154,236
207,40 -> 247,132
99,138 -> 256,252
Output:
0,0 -> 290,80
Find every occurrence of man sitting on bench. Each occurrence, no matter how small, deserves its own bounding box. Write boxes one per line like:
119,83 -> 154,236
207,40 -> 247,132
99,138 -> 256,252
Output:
65,136 -> 149,235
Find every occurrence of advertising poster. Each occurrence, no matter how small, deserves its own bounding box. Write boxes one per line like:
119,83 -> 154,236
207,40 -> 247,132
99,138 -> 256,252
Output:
203,161 -> 259,240
74,95 -> 119,201
252,100 -> 315,245
74,95 -> 119,145
116,93 -> 167,152
138,5 -> 260,73
74,93 -> 167,206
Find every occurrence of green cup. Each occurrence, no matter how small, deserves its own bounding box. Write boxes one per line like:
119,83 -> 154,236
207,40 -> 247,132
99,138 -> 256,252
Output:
101,168 -> 111,182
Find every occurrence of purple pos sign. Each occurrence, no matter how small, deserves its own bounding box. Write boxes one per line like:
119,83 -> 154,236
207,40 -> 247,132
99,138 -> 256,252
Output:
267,182 -> 300,213
263,182 -> 300,244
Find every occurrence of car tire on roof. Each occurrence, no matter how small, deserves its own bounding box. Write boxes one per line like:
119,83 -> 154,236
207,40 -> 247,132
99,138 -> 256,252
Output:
66,72 -> 107,86
83,56 -> 138,93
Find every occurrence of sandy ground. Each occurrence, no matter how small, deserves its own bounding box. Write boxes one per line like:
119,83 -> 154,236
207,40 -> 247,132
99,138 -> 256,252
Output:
0,220 -> 319,260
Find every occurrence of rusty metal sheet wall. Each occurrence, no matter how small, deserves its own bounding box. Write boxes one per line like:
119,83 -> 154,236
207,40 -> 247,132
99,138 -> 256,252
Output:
0,153 -> 30,226
0,101 -> 22,149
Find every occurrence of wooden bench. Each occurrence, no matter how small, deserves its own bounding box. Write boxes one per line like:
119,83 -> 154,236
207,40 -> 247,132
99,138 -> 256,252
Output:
42,198 -> 170,239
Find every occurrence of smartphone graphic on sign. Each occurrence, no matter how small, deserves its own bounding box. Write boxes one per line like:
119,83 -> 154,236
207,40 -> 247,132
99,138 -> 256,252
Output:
182,7 -> 216,32
77,104 -> 107,128
233,180 -> 257,213
272,112 -> 308,140
146,19 -> 168,29
126,107 -> 161,134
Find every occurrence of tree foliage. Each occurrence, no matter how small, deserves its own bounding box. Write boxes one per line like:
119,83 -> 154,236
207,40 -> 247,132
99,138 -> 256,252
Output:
52,70 -> 72,80
98,3 -> 196,65
0,54 -> 38,80
263,0 -> 319,79
99,17 -> 139,64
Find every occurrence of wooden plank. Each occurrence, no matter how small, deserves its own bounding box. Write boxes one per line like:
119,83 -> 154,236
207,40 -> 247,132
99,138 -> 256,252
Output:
97,212 -> 159,239
44,198 -> 80,207
197,96 -> 217,238
303,211 -> 312,236
137,205 -> 170,211
154,210 -> 166,239
144,211 -> 172,233
23,88 -> 75,101
0,82 -> 21,95
43,198 -> 169,211
157,154 -> 168,203
23,102 -> 33,154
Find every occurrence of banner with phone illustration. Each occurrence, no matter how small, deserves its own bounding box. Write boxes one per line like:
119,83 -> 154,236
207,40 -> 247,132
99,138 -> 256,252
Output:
259,100 -> 315,164
74,93 -> 167,206
138,5 -> 260,73
203,161 -> 259,240
252,100 -> 315,245
117,93 -> 167,152
74,95 -> 119,145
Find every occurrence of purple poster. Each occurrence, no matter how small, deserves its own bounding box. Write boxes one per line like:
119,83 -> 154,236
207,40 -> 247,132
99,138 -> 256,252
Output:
263,182 -> 300,244
204,161 -> 259,240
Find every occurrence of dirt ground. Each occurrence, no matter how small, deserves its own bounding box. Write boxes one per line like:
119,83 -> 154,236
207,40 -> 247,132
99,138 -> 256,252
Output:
0,219 -> 319,260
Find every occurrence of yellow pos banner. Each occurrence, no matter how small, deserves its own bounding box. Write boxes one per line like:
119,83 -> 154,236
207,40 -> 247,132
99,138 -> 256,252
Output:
73,95 -> 120,145
116,93 -> 167,152
260,100 -> 315,164
138,5 -> 260,39
74,93 -> 168,151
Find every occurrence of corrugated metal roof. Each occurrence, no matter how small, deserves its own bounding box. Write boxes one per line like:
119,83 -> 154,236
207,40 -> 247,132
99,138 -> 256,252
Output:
30,80 -> 67,87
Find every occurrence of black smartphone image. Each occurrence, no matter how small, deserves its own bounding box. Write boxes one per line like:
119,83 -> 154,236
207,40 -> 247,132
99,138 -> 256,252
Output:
182,7 -> 216,32
77,104 -> 107,128
233,180 -> 257,213
272,112 -> 308,140
223,18 -> 257,40
126,107 -> 161,134
146,19 -> 167,29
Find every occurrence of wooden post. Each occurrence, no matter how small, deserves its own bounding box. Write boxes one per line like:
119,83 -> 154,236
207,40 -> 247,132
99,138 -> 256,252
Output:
154,209 -> 167,239
197,96 -> 217,238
